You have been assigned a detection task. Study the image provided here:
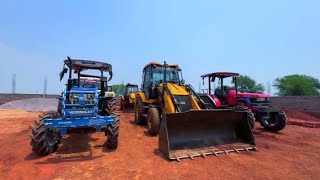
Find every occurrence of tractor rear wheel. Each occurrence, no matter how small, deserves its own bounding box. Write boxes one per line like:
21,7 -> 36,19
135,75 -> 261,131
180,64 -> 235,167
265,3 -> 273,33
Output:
106,114 -> 120,149
233,105 -> 255,130
30,113 -> 60,156
134,97 -> 146,124
262,111 -> 287,132
147,108 -> 160,136
104,98 -> 116,116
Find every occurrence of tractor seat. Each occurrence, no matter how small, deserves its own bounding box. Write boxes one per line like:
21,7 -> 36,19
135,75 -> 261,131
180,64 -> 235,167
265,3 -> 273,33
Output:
215,89 -> 229,99
215,89 -> 224,98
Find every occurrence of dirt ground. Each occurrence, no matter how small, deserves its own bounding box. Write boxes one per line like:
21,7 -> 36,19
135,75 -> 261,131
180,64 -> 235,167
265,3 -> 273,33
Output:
0,109 -> 320,180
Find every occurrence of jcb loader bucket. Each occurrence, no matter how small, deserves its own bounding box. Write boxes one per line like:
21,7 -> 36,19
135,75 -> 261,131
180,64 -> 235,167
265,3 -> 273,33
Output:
159,109 -> 256,161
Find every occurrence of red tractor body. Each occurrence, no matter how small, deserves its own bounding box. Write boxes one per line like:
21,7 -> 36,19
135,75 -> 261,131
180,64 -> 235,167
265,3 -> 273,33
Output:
209,90 -> 270,110
200,72 -> 287,132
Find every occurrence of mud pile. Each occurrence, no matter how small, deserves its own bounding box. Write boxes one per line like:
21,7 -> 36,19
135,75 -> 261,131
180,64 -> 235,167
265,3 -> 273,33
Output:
0,98 -> 58,111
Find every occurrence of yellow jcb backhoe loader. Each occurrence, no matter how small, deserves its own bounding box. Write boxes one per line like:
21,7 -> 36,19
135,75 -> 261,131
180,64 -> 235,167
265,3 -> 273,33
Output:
120,83 -> 139,112
134,62 -> 256,161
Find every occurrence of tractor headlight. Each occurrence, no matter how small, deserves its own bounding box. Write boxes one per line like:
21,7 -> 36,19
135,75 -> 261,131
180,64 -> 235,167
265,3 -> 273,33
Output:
69,94 -> 79,104
86,94 -> 95,99
71,94 -> 79,99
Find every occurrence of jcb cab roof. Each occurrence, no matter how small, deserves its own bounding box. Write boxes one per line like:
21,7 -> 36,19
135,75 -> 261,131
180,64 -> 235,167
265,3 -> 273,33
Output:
201,72 -> 239,79
143,62 -> 179,70
126,83 -> 138,87
64,57 -> 112,72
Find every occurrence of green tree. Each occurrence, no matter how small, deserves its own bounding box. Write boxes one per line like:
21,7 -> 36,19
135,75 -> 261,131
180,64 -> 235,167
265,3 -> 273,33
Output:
236,75 -> 265,93
112,84 -> 125,94
274,74 -> 320,96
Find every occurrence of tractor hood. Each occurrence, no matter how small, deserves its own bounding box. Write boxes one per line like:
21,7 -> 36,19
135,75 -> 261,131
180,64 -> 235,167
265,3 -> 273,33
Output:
129,93 -> 136,99
158,83 -> 189,96
129,93 -> 136,103
237,91 -> 270,98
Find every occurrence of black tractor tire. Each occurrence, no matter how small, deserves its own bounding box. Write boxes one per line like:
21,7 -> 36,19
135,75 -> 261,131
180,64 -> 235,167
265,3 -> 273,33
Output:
104,98 -> 117,116
147,108 -> 161,136
262,111 -> 287,132
30,113 -> 60,156
106,113 -> 120,149
134,97 -> 146,124
233,105 -> 255,130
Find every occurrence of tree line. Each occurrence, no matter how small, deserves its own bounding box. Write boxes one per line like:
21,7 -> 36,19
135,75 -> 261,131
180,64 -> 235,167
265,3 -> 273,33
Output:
238,74 -> 320,96
112,74 -> 320,96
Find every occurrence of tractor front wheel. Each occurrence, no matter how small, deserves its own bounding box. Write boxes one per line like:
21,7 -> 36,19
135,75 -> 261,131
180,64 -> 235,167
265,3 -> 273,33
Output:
247,109 -> 256,130
261,111 -> 287,132
30,113 -> 60,156
134,97 -> 146,124
147,108 -> 160,136
233,105 -> 255,130
106,114 -> 120,149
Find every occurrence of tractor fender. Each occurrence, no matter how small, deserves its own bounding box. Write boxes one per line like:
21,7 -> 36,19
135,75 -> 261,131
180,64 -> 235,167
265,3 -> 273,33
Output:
135,91 -> 157,104
208,94 -> 221,108
238,98 -> 254,111
135,91 -> 147,102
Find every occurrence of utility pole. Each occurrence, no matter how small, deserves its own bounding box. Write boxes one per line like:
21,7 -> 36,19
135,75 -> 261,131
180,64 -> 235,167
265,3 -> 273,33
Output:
12,74 -> 16,98
43,76 -> 48,98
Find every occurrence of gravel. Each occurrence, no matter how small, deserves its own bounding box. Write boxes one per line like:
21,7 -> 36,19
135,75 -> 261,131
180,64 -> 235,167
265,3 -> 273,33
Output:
0,98 -> 59,112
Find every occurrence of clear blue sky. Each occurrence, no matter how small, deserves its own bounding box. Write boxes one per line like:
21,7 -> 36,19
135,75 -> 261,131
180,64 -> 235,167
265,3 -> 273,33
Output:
1,0 -> 319,94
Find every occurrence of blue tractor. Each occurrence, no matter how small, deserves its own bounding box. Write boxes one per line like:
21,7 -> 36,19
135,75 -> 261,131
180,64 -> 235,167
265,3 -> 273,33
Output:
30,57 -> 119,156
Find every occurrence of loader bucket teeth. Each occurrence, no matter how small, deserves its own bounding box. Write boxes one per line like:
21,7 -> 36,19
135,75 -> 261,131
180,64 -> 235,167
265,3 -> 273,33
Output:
159,109 -> 256,161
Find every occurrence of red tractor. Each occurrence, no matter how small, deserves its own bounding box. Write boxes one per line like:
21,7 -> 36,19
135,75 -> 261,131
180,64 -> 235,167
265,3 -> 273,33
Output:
200,72 -> 287,132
